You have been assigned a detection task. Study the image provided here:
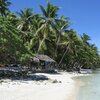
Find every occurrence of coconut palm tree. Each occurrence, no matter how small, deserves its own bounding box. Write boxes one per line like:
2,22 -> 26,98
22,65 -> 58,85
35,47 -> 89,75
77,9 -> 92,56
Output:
16,8 -> 36,44
34,2 -> 59,53
54,16 -> 70,58
58,29 -> 80,67
0,0 -> 11,16
75,33 -> 99,69
17,8 -> 35,32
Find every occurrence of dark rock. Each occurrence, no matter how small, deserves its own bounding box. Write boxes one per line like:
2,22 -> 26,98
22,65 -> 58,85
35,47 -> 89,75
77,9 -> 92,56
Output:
52,79 -> 58,83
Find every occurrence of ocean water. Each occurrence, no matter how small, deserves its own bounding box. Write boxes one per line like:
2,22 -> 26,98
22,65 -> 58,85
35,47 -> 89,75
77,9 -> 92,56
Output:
75,69 -> 100,100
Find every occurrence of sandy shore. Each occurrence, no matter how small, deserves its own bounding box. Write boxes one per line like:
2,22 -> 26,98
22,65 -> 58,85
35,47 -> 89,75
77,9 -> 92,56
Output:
0,72 -> 81,100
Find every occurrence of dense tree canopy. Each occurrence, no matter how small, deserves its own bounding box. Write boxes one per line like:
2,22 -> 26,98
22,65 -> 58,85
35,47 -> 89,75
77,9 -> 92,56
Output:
0,1 -> 100,70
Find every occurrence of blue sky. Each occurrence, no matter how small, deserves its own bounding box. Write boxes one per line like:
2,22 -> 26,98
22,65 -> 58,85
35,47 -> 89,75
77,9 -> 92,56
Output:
9,0 -> 100,50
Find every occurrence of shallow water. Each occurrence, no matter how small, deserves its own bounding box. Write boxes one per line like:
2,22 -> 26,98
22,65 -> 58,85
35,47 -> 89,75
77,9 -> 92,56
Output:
75,69 -> 100,100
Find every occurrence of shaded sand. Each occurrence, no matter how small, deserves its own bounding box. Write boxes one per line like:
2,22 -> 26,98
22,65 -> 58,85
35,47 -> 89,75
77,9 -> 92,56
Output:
0,72 -> 82,100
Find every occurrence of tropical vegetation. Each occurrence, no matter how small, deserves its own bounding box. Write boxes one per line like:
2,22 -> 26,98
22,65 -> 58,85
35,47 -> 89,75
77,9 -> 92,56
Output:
0,1 -> 100,71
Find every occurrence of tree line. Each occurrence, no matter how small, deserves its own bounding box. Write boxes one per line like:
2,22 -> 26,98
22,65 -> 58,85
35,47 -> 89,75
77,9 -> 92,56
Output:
0,0 -> 100,71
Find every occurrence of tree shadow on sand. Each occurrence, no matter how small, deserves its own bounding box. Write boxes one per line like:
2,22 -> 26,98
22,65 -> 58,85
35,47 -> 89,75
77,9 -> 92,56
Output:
0,74 -> 50,81
0,66 -> 61,82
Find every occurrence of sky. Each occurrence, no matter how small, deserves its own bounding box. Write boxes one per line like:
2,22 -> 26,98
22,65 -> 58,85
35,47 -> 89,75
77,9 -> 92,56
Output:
9,0 -> 100,50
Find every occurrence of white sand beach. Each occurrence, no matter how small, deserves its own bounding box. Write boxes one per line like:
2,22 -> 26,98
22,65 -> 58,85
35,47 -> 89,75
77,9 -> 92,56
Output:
0,72 -> 80,100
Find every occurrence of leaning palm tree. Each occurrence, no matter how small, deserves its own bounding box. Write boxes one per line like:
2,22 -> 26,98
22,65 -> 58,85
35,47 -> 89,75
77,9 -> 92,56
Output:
58,29 -> 80,66
35,3 -> 70,55
75,33 -> 99,69
34,2 -> 59,53
54,16 -> 70,58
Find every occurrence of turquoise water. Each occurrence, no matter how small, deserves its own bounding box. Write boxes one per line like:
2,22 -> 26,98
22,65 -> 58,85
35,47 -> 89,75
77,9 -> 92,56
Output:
76,70 -> 100,100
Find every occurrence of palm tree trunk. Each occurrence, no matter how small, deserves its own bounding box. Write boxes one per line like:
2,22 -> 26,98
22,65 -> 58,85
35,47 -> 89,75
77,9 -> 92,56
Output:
54,34 -> 61,58
58,47 -> 68,67
38,37 -> 45,53
50,21 -> 61,59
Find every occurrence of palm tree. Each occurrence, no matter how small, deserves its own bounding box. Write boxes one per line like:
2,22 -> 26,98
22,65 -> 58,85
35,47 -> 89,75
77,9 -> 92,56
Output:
54,16 -> 70,58
34,2 -> 59,53
58,29 -> 80,67
75,33 -> 99,69
81,33 -> 91,46
0,0 -> 11,16
35,3 -> 70,55
17,8 -> 36,44
17,8 -> 35,32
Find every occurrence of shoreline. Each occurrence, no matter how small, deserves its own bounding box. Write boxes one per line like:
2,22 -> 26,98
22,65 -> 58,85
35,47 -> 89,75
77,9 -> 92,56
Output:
0,72 -> 85,100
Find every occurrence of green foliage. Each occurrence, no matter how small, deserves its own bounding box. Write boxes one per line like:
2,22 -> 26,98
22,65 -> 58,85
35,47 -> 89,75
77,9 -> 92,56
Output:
0,2 -> 100,71
19,54 -> 32,66
0,15 -> 30,64
0,0 -> 11,16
